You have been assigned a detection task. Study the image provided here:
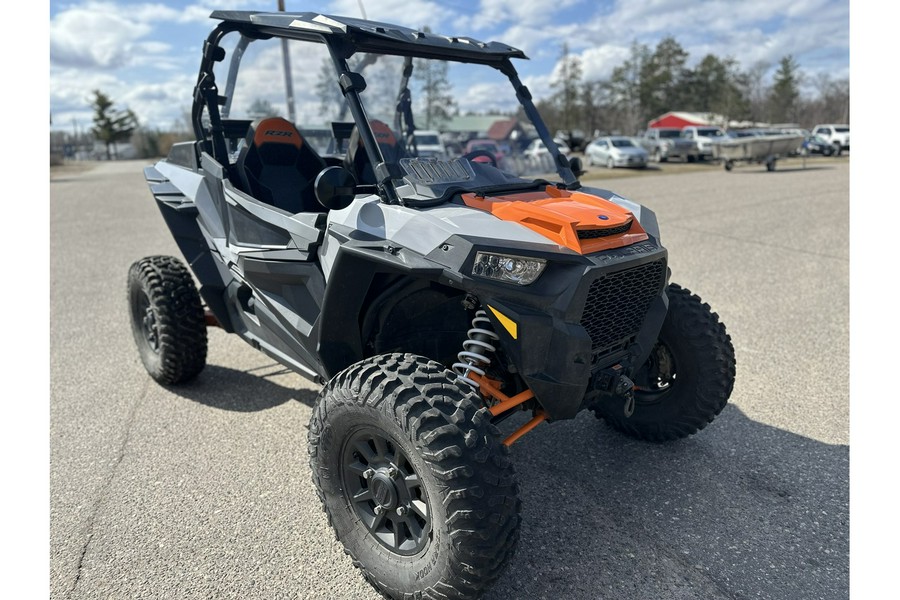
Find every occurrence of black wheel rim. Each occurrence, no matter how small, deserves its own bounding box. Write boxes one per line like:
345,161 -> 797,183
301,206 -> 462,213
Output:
340,428 -> 431,556
134,291 -> 160,352
633,341 -> 677,405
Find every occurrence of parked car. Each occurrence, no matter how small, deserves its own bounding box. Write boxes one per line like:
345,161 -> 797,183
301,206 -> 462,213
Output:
521,138 -> 570,173
802,134 -> 835,156
639,128 -> 695,162
524,138 -> 570,158
680,126 -> 728,161
464,138 -> 506,161
585,136 -> 649,169
554,129 -> 587,152
411,129 -> 447,159
811,124 -> 850,156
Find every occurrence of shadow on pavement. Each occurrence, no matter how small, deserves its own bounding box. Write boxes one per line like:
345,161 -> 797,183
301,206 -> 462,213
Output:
487,404 -> 848,600
167,369 -> 848,599
171,364 -> 319,411
738,165 -> 835,174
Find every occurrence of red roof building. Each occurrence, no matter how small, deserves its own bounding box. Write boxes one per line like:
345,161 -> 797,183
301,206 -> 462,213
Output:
648,111 -> 727,129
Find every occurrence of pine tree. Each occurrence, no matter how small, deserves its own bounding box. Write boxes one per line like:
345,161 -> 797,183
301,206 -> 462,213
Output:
90,90 -> 138,160
768,55 -> 801,123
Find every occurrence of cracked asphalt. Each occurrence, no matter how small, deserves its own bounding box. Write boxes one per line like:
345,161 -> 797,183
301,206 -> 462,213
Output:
50,158 -> 849,599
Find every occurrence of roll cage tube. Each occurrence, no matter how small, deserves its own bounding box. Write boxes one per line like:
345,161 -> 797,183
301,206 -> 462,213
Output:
394,57 -> 418,156
221,34 -> 252,119
498,59 -> 579,188
192,22 -> 253,165
326,40 -> 401,205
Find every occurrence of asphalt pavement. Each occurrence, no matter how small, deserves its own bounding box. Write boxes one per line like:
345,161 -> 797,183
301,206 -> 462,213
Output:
50,158 -> 849,600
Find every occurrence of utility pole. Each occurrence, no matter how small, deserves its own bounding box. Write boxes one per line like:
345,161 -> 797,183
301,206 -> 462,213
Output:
278,0 -> 297,122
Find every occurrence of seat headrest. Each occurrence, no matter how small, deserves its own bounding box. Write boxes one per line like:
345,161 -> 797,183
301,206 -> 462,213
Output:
369,120 -> 398,148
250,117 -> 303,149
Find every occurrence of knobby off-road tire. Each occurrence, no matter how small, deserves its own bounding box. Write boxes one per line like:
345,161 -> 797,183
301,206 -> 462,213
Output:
308,353 -> 520,600
127,255 -> 207,385
592,283 -> 735,442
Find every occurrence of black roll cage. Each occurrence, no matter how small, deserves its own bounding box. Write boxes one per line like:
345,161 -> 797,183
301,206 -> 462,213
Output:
191,12 -> 578,203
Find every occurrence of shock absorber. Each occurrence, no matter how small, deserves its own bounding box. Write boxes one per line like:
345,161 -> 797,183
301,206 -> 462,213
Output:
452,309 -> 499,388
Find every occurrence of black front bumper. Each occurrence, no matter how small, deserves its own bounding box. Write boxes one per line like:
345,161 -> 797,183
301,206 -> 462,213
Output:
478,242 -> 669,420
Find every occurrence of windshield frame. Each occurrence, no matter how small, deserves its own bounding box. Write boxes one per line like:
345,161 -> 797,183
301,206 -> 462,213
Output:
324,41 -> 578,203
196,15 -> 579,206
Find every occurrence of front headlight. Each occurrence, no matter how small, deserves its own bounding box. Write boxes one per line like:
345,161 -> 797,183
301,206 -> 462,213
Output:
472,252 -> 546,285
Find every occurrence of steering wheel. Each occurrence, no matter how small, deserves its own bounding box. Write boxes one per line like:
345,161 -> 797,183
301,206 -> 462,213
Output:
462,149 -> 498,168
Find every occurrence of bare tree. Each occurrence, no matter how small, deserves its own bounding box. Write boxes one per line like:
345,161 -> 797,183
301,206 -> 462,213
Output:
550,43 -> 584,136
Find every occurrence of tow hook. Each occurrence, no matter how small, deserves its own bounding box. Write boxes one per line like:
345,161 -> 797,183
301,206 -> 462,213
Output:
618,377 -> 635,417
591,364 -> 636,417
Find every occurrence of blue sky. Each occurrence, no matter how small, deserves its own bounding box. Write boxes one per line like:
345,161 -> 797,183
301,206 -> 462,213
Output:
49,0 -> 850,131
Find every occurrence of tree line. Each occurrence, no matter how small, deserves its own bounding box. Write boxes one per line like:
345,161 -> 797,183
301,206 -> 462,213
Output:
538,39 -> 849,137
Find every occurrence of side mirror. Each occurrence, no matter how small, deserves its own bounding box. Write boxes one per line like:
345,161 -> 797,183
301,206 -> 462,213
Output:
315,166 -> 357,211
569,156 -> 585,177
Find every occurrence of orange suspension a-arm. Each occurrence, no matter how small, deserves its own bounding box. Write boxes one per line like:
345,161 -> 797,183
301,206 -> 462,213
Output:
470,374 -> 544,446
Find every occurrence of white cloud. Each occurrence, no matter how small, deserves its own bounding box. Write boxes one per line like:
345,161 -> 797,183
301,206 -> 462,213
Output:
472,0 -> 581,29
48,0 -> 273,71
326,0 -> 457,30
454,81 -> 518,114
50,3 -> 158,69
579,45 -> 633,82
175,0 -> 274,24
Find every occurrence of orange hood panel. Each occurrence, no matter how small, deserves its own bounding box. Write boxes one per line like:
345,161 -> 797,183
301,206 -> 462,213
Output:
462,186 -> 648,254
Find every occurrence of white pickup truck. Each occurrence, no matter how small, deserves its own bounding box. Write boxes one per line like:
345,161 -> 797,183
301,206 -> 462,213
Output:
681,126 -> 728,162
811,124 -> 850,156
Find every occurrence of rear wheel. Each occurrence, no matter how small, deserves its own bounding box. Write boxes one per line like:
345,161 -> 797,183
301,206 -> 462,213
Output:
127,255 -> 207,384
606,157 -> 615,169
592,284 -> 735,442
308,353 -> 520,600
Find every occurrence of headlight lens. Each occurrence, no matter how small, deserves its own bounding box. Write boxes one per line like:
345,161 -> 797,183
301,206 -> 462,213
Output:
472,252 -> 546,285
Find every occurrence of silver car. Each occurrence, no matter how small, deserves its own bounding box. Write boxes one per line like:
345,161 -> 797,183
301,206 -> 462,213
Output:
586,136 -> 649,169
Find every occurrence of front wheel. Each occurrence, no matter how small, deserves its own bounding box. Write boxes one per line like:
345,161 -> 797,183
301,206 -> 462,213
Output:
592,283 -> 736,442
308,354 -> 520,600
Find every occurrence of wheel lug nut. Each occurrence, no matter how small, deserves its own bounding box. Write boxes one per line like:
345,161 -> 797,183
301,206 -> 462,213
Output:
363,468 -> 375,480
396,506 -> 407,516
388,466 -> 399,478
374,505 -> 384,515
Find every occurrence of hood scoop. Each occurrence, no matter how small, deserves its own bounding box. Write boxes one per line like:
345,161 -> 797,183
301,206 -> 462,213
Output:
462,186 -> 648,254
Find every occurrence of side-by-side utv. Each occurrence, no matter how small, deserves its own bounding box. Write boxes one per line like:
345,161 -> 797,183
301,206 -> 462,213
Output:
128,11 -> 735,600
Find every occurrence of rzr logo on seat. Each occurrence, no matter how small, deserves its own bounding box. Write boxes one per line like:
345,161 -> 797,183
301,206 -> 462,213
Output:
265,130 -> 293,138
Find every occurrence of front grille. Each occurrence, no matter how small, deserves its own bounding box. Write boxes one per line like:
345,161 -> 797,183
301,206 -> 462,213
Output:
580,259 -> 666,364
577,220 -> 632,239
